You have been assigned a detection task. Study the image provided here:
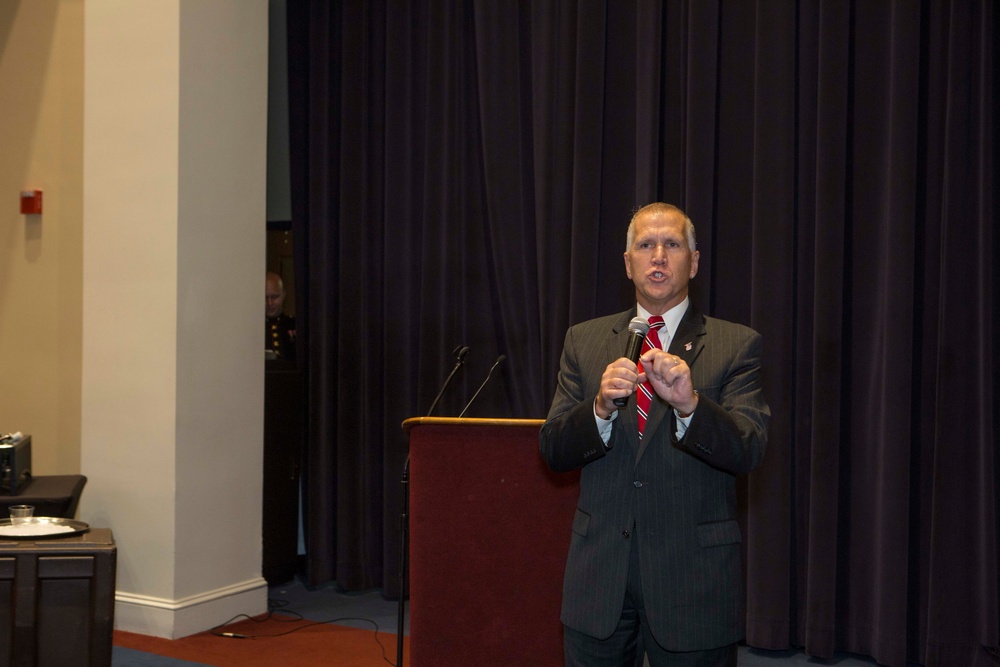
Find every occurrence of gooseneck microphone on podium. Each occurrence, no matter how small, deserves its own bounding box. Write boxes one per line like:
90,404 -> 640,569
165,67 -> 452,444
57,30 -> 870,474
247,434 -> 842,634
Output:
426,345 -> 471,416
613,317 -> 650,407
458,355 -> 506,418
399,344 -> 470,667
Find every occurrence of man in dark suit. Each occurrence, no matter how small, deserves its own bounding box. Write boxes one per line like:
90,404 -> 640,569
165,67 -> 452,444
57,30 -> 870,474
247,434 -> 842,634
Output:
266,271 -> 296,360
540,202 -> 769,666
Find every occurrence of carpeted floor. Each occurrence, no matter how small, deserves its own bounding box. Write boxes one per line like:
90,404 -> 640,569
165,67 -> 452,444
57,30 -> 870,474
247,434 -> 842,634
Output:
114,617 -> 404,666
113,579 -> 408,667
111,578 -> 915,666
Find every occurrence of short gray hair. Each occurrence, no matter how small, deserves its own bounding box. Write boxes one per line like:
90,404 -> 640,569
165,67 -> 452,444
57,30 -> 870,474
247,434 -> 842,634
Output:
625,202 -> 697,253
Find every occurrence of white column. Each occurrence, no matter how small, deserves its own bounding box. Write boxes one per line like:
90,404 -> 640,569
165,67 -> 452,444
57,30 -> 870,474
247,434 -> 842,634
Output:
81,0 -> 269,638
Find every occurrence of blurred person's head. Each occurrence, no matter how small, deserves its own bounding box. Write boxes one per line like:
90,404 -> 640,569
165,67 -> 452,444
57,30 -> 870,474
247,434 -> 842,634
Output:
266,272 -> 286,318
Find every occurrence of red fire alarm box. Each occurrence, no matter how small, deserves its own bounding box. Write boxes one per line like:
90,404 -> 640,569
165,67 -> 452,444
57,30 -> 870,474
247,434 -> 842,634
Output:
20,189 -> 43,215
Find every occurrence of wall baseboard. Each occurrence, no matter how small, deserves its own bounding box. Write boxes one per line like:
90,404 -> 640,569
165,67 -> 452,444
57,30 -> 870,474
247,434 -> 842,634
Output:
114,577 -> 268,639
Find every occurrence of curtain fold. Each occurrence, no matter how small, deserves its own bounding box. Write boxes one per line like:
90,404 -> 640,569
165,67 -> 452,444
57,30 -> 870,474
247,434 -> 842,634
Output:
286,1 -> 997,664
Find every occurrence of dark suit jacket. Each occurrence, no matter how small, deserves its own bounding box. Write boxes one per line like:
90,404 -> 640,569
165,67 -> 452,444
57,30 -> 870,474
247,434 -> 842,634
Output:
539,304 -> 769,651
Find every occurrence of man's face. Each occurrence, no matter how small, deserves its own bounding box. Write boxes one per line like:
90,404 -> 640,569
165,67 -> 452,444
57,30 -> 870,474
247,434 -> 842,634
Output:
623,209 -> 699,315
266,279 -> 285,318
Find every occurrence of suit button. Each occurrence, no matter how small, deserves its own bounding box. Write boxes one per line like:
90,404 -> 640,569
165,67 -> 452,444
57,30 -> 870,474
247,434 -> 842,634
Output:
633,480 -> 643,488
622,529 -> 630,539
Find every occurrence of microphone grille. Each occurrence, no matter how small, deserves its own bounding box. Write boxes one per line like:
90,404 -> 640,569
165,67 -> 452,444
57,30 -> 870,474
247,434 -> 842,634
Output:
627,317 -> 650,336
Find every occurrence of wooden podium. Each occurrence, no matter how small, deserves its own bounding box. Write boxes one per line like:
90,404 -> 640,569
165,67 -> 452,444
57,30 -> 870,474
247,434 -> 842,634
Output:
403,418 -> 580,666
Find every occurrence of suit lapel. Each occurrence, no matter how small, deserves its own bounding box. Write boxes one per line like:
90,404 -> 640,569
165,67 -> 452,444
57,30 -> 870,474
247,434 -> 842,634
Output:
668,303 -> 707,365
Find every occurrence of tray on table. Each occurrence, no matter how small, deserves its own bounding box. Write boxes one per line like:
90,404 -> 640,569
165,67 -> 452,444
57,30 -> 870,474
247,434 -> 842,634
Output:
0,517 -> 90,539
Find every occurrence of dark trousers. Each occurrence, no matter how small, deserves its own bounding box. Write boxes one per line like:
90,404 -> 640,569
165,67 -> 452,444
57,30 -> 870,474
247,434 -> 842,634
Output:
563,534 -> 738,667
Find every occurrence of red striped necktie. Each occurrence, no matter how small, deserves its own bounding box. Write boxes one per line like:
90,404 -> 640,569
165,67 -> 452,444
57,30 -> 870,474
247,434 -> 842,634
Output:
637,316 -> 666,438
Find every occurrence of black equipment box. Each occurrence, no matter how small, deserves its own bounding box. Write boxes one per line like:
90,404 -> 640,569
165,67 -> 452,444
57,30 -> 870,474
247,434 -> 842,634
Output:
0,528 -> 117,666
0,436 -> 31,495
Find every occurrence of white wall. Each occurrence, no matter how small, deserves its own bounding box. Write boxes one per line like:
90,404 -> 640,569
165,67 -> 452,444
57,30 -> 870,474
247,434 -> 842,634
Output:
0,0 -> 84,474
81,0 -> 268,638
175,0 -> 269,602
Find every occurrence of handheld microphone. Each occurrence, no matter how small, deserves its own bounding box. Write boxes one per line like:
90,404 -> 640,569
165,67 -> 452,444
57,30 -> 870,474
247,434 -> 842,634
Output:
612,317 -> 650,407
458,355 -> 506,417
426,345 -> 471,416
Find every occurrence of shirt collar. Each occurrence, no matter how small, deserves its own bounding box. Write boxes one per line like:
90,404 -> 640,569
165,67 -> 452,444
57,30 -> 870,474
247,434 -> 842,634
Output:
636,296 -> 689,346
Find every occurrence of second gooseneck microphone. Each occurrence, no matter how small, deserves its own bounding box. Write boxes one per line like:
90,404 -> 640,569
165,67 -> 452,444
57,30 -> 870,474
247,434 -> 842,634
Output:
458,355 -> 506,418
612,317 -> 650,407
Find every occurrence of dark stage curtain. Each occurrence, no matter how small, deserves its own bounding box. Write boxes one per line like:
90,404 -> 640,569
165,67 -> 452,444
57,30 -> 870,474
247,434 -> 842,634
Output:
286,2 -> 997,666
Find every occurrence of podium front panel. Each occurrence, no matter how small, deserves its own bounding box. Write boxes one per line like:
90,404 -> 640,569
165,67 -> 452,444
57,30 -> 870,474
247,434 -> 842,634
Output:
407,419 -> 579,667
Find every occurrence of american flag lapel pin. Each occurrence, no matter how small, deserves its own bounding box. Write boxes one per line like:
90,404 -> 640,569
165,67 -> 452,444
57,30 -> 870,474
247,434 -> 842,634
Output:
684,341 -> 693,351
